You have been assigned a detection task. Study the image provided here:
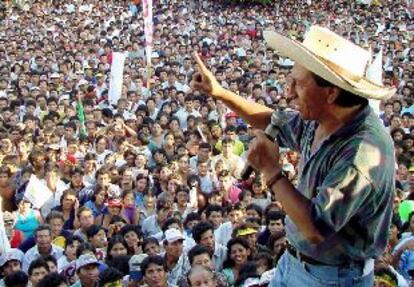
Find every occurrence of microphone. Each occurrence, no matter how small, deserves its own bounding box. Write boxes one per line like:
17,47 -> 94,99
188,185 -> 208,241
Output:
240,110 -> 288,180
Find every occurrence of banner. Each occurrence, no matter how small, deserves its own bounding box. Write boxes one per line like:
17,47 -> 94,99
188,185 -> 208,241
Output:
24,174 -> 52,209
142,0 -> 153,86
366,48 -> 383,115
108,52 -> 126,105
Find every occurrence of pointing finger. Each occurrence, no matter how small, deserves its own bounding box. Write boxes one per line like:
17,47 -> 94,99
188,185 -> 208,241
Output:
193,52 -> 209,75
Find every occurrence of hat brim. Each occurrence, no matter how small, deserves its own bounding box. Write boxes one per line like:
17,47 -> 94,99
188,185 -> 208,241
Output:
264,31 -> 396,100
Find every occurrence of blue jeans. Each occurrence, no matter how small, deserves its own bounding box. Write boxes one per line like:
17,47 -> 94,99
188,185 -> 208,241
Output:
269,251 -> 374,287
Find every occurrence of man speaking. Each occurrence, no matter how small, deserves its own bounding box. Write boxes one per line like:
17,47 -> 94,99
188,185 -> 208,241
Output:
191,26 -> 396,286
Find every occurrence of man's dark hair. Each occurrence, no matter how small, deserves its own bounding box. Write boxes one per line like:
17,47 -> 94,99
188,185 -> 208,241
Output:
4,271 -> 28,287
120,224 -> 143,238
105,256 -> 130,276
43,254 -> 57,267
28,258 -> 49,276
99,267 -> 123,287
65,235 -> 84,249
187,244 -> 212,265
205,204 -> 223,218
192,221 -> 214,243
76,242 -> 97,258
141,255 -> 167,275
312,73 -> 368,107
143,237 -> 159,250
162,217 -> 182,232
45,211 -> 65,224
87,224 -> 106,239
37,273 -> 67,287
34,224 -> 52,238
265,211 -> 285,225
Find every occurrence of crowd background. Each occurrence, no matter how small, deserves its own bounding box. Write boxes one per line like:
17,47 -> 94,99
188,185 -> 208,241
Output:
0,0 -> 413,286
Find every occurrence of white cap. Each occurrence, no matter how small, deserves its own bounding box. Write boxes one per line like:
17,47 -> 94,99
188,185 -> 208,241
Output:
78,79 -> 88,86
0,249 -> 24,267
129,254 -> 148,272
76,254 -> 99,270
164,228 -> 184,243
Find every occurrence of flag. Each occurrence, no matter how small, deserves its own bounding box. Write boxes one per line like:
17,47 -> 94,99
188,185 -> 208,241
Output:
76,100 -> 86,136
366,48 -> 383,115
142,0 -> 153,86
108,52 -> 127,105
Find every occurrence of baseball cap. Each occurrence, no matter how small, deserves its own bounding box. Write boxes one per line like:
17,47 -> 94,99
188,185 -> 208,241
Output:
225,111 -> 237,119
50,72 -> 60,79
0,249 -> 24,267
129,254 -> 148,280
78,79 -> 88,86
76,254 -> 99,270
164,228 -> 184,243
107,198 -> 122,208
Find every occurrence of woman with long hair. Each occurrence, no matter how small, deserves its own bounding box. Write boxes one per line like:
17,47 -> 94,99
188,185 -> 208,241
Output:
222,238 -> 252,286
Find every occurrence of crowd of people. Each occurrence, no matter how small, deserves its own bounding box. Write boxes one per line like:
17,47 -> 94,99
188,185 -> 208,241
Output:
0,0 -> 413,286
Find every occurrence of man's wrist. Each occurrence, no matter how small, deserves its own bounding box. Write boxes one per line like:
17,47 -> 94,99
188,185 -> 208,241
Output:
264,168 -> 286,189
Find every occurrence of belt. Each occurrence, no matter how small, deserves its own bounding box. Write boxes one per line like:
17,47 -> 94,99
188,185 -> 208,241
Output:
286,242 -> 326,265
286,242 -> 373,275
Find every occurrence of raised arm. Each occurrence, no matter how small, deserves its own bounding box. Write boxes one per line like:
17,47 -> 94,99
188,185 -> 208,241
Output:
191,53 -> 273,130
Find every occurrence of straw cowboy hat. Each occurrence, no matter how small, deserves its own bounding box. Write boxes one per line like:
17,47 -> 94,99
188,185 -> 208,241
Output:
264,26 -> 396,100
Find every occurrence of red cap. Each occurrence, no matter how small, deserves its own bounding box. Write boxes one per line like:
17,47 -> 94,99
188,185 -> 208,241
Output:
225,111 -> 237,119
107,198 -> 122,208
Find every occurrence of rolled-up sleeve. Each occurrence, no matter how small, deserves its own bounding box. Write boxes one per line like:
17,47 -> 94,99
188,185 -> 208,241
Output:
273,110 -> 305,152
310,164 -> 373,237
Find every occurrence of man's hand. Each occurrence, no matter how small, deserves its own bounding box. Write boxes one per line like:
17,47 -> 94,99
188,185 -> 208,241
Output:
247,130 -> 281,182
191,52 -> 225,98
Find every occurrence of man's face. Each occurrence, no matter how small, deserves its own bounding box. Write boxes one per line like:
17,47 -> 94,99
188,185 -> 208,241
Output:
49,218 -> 64,237
199,230 -> 215,252
208,211 -> 223,229
91,229 -> 107,248
165,240 -> 183,259
268,219 -> 284,234
144,263 -> 167,287
188,269 -> 215,287
80,210 -> 94,229
288,64 -> 330,121
36,229 -> 52,250
30,267 -> 48,287
192,253 -> 213,269
229,210 -> 244,225
184,100 -> 193,111
3,260 -> 21,276
197,162 -> 209,177
78,265 -> 100,286
144,242 -> 160,256
97,173 -> 111,187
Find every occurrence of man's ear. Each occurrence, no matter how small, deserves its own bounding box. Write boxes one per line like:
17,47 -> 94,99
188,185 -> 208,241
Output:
326,87 -> 341,105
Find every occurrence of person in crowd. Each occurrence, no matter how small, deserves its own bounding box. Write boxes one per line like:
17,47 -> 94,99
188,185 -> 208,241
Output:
0,249 -> 24,286
222,238 -> 252,286
140,255 -> 172,287
71,254 -> 100,287
28,259 -> 50,287
37,273 -> 69,287
192,221 -> 227,271
22,224 -> 64,272
162,228 -> 191,286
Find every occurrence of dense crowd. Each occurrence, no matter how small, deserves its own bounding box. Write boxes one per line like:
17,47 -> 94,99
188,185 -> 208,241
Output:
0,0 -> 413,286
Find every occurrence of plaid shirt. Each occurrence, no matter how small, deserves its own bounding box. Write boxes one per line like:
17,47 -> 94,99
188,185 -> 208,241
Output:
273,105 -> 395,265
